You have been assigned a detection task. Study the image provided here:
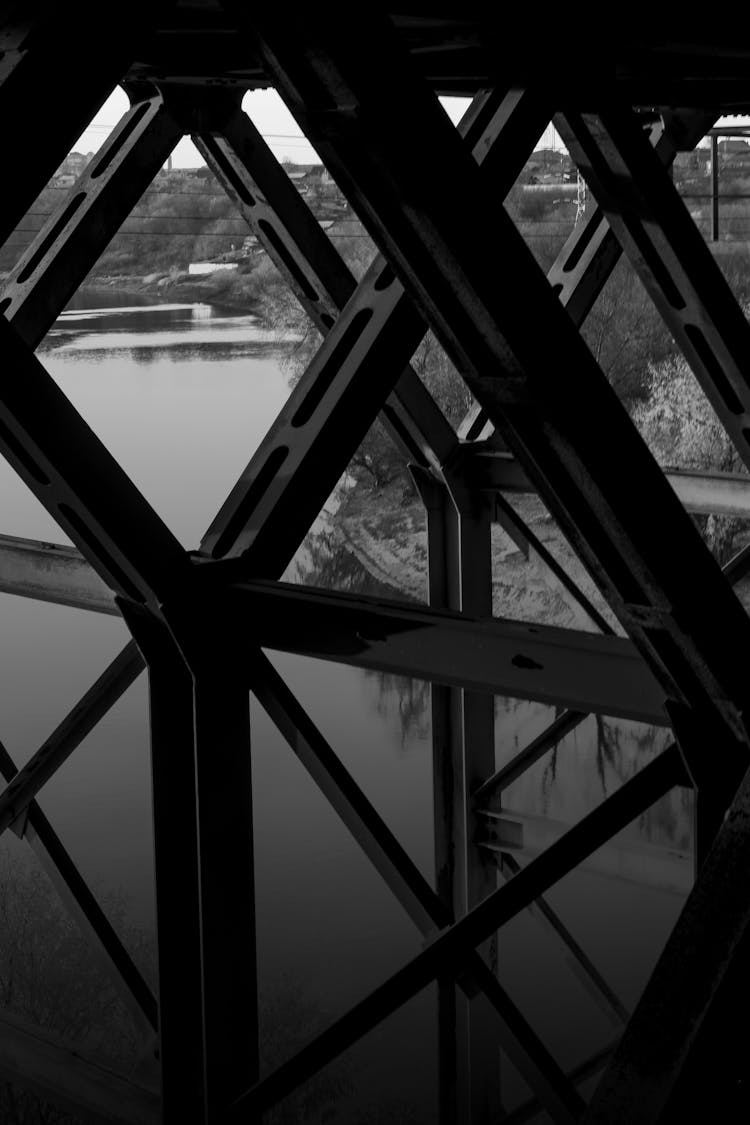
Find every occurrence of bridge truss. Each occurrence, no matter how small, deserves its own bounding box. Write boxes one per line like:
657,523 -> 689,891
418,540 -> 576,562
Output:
1,5 -> 750,1122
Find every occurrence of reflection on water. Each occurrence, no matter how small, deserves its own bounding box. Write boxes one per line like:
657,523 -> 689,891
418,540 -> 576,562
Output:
0,290 -> 691,1121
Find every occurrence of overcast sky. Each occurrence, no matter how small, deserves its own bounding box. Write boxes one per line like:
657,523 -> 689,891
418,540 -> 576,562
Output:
74,87 -> 567,167
76,86 -> 741,169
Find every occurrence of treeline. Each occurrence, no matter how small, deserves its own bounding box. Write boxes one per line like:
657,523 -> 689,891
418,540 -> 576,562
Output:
273,203 -> 750,566
1,170 -> 250,275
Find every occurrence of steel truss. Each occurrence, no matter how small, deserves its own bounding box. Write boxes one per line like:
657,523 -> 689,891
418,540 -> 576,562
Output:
0,5 -> 749,1122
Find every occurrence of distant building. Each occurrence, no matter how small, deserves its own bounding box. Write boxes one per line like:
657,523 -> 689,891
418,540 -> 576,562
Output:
718,138 -> 750,168
52,150 -> 92,187
188,262 -> 239,275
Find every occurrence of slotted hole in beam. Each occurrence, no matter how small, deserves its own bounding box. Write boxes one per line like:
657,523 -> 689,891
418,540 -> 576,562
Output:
200,134 -> 256,207
16,194 -> 86,283
683,323 -> 744,416
559,207 -> 604,274
290,308 -> 373,428
621,219 -> 686,311
211,445 -> 289,558
257,219 -> 320,305
56,503 -> 145,603
0,419 -> 51,486
89,101 -> 152,180
373,263 -> 395,291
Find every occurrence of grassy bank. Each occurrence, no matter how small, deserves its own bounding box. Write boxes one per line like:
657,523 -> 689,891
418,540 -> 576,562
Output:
86,264 -> 272,312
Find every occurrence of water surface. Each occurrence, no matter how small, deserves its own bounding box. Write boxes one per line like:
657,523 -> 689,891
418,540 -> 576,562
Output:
0,291 -> 692,1120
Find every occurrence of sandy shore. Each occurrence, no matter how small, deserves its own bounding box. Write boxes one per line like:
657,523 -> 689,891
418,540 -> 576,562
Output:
333,479 -> 622,631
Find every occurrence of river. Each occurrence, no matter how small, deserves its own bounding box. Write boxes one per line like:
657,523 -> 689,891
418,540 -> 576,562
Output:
0,291 -> 693,1122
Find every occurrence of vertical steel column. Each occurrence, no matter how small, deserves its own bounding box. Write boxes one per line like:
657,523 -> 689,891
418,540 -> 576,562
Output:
162,601 -> 259,1123
119,603 -> 207,1124
412,465 -> 498,1123
122,598 -> 259,1125
711,133 -> 720,241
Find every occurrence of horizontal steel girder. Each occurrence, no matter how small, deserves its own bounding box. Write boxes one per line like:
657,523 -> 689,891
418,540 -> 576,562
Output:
0,536 -> 667,722
221,579 -> 668,724
468,448 -> 750,517
0,533 -> 118,614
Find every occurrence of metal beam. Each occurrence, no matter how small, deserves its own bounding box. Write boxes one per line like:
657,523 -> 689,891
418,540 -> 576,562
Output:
0,2 -> 165,248
0,533 -> 118,614
189,86 -> 460,473
146,599 -> 260,1124
413,464 -> 500,1122
498,853 -> 629,1027
200,252 -> 432,570
0,738 -> 157,1041
228,745 -> 685,1118
247,647 -> 585,1123
0,1008 -> 159,1125
464,442 -> 750,518
119,605 -> 206,1124
473,708 -> 589,810
583,761 -> 750,1122
214,577 -> 669,724
1,88 -> 183,349
504,1040 -> 617,1125
0,318 -> 191,610
248,12 -> 750,785
199,82 -> 547,571
247,648 -> 448,936
458,107 -> 716,441
555,104 -> 750,486
0,642 -> 144,836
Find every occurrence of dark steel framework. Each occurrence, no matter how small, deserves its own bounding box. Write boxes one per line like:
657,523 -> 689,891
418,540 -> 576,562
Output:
2,5 -> 750,1122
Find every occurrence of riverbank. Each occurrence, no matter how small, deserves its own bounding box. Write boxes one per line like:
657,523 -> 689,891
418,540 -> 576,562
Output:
81,268 -> 264,312
333,478 -> 622,631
